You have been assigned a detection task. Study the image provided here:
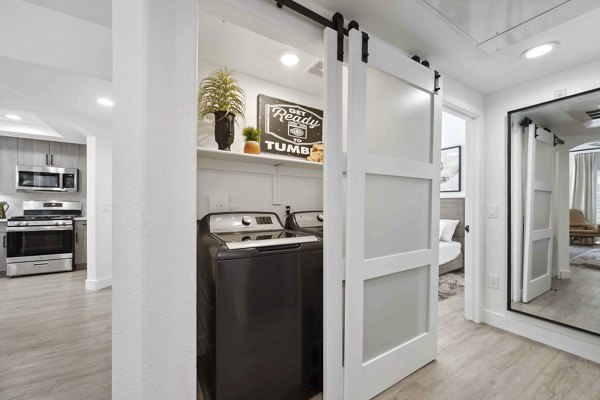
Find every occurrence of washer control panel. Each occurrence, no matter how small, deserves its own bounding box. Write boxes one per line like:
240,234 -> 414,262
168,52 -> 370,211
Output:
292,211 -> 323,228
210,212 -> 283,233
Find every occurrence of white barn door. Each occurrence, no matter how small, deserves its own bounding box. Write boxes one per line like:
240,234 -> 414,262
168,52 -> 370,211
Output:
344,29 -> 442,400
522,125 -> 555,302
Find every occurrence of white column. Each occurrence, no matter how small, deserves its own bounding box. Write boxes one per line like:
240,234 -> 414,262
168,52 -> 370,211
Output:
86,135 -> 113,290
112,0 -> 197,399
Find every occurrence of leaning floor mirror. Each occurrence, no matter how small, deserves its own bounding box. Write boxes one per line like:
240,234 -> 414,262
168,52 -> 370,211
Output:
509,87 -> 600,336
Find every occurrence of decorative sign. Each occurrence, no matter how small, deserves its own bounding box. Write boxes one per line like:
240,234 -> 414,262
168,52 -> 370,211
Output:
257,94 -> 323,161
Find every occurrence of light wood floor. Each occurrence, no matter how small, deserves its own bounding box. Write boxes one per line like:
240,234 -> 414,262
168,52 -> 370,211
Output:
0,270 -> 111,400
511,245 -> 600,334
2,272 -> 600,400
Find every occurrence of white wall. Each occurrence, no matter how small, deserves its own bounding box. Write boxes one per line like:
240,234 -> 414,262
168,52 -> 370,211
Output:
86,135 -> 112,290
112,0 -> 197,398
484,57 -> 600,361
198,61 -> 323,154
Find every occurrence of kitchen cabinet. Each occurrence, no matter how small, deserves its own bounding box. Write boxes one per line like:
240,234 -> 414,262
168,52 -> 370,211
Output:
49,142 -> 79,168
0,221 -> 7,273
74,220 -> 87,266
17,138 -> 79,168
0,136 -> 18,194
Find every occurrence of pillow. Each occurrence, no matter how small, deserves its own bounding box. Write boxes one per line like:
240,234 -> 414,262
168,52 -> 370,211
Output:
440,219 -> 459,242
439,220 -> 446,240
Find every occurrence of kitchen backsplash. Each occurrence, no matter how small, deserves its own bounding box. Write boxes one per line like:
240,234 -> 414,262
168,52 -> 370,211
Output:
0,192 -> 86,219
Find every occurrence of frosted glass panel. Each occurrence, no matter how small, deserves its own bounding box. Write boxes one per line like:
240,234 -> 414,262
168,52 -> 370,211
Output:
533,190 -> 551,230
363,265 -> 429,362
531,238 -> 549,279
364,174 -> 431,259
365,66 -> 433,163
534,142 -> 553,184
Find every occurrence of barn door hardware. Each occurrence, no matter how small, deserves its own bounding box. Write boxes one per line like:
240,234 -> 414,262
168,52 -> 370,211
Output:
275,0 -> 351,62
554,134 -> 564,146
434,71 -> 441,95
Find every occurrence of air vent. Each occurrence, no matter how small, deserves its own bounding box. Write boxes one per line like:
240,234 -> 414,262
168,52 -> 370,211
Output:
586,109 -> 600,120
306,60 -> 323,77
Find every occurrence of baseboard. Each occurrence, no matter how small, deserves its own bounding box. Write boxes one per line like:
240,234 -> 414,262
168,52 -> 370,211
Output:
86,276 -> 112,291
483,309 -> 600,364
558,269 -> 572,279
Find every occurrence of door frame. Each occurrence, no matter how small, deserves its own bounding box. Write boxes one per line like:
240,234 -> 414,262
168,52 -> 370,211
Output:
442,102 -> 484,323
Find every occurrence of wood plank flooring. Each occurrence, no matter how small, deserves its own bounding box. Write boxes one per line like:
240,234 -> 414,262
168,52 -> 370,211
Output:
0,271 -> 111,400
2,271 -> 600,400
511,246 -> 600,334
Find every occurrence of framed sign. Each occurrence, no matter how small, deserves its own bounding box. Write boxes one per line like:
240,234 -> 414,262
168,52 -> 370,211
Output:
440,146 -> 461,192
257,94 -> 323,162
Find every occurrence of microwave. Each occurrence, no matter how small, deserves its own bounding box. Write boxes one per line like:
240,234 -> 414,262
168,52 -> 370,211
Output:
16,165 -> 79,192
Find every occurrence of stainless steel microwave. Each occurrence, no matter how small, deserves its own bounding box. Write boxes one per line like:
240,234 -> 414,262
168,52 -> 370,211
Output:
16,165 -> 79,192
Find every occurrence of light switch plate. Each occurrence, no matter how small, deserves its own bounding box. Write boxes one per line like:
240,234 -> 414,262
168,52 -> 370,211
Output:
209,194 -> 229,213
487,205 -> 498,219
488,274 -> 499,289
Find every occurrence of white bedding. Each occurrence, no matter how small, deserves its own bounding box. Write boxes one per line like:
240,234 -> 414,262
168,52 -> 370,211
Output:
439,241 -> 461,265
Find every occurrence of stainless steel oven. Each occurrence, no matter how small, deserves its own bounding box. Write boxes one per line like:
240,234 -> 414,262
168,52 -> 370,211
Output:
16,165 -> 78,192
6,201 -> 81,277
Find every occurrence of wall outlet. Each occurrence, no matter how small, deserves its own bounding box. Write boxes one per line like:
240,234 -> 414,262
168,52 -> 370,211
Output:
554,88 -> 567,99
208,194 -> 229,213
488,274 -> 499,289
487,205 -> 498,219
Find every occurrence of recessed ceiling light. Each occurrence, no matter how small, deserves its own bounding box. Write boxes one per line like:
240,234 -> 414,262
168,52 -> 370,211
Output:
522,42 -> 559,59
280,52 -> 299,66
97,97 -> 114,107
5,114 -> 22,120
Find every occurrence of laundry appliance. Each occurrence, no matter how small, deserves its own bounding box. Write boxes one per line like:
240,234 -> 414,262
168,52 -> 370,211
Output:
197,212 -> 323,400
286,211 -> 323,238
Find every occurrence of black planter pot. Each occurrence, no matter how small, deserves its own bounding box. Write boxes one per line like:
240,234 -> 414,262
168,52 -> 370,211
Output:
214,111 -> 235,151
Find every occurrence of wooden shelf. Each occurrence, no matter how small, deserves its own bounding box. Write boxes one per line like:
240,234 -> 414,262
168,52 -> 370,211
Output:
197,147 -> 323,170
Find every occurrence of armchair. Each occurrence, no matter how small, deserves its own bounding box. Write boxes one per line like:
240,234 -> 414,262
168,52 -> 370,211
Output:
569,209 -> 600,245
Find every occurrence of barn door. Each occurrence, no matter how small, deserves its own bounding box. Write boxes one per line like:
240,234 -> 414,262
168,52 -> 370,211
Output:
344,29 -> 442,400
522,125 -> 555,302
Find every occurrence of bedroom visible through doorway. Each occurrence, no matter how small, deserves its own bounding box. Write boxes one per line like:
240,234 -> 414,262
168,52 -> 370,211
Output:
439,111 -> 468,305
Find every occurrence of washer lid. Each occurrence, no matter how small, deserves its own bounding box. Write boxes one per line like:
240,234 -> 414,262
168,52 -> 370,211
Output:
212,230 -> 318,250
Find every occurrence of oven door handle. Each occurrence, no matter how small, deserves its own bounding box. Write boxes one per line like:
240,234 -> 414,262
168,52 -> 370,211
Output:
7,226 -> 73,232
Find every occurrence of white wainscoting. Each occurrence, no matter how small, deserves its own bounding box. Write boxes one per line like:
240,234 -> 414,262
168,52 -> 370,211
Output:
197,155 -> 323,222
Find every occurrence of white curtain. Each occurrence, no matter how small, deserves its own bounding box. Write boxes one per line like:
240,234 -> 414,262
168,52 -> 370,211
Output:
570,152 -> 598,224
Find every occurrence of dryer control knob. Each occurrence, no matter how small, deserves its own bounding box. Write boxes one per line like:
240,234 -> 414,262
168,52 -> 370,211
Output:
241,216 -> 252,226
317,214 -> 324,222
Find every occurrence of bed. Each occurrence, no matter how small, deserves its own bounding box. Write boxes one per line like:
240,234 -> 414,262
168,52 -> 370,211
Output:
439,198 -> 465,274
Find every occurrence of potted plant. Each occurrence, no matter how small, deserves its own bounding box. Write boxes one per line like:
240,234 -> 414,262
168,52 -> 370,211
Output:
243,127 -> 261,155
198,68 -> 246,151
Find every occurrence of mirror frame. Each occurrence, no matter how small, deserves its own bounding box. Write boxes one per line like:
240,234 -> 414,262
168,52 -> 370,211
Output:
506,86 -> 600,337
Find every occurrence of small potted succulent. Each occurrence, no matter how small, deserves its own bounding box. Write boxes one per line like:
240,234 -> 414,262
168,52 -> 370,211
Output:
198,68 -> 246,151
243,127 -> 261,155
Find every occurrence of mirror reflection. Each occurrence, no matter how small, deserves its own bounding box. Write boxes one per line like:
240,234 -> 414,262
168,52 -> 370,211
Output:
510,88 -> 600,335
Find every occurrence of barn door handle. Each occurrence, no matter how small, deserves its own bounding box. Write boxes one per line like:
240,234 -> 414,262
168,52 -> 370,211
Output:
464,225 -> 470,233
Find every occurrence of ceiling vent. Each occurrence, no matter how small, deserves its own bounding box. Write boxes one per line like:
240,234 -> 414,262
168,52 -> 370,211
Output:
306,60 -> 323,78
585,109 -> 600,120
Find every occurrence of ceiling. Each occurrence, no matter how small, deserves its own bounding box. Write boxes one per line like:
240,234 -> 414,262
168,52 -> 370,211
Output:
21,0 -> 112,27
0,1 -> 112,143
198,13 -> 323,96
307,0 -> 600,93
512,90 -> 600,138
